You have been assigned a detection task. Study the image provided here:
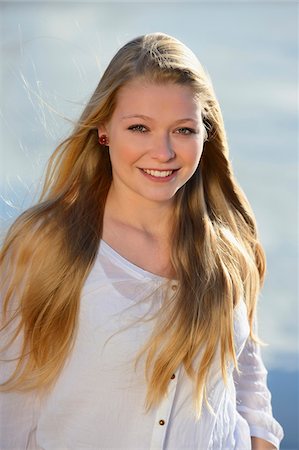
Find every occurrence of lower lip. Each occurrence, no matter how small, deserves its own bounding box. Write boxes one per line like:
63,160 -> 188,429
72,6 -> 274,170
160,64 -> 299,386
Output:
139,169 -> 178,182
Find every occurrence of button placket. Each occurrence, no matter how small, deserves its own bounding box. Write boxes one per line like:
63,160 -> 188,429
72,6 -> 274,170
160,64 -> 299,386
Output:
150,367 -> 180,450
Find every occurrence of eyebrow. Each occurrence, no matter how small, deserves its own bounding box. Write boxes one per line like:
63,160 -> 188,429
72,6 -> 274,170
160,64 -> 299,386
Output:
121,114 -> 199,124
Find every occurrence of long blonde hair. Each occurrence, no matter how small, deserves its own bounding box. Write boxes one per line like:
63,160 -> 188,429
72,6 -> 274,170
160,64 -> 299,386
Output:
0,33 -> 265,415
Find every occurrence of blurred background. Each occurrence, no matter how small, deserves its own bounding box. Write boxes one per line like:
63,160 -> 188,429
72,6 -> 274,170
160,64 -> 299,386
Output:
0,1 -> 298,448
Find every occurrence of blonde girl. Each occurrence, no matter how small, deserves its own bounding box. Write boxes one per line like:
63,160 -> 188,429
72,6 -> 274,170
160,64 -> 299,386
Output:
0,33 -> 283,449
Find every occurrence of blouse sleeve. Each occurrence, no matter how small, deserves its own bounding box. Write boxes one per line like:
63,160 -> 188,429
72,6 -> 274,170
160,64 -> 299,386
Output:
233,333 -> 284,449
0,387 -> 39,449
0,327 -> 39,449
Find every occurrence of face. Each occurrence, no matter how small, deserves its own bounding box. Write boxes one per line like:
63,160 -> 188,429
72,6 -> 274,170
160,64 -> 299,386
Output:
98,79 -> 206,207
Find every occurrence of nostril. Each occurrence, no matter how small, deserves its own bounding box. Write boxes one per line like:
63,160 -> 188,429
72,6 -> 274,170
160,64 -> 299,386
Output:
152,146 -> 176,161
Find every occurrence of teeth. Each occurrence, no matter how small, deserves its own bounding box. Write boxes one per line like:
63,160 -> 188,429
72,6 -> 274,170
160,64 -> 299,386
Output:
143,169 -> 174,178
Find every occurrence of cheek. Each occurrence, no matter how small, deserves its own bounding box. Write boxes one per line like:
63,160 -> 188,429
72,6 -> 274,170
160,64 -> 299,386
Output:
187,142 -> 204,167
108,140 -> 141,165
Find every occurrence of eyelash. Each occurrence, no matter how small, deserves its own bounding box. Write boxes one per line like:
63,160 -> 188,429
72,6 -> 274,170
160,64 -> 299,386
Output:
175,127 -> 196,135
128,124 -> 148,133
128,125 -> 197,135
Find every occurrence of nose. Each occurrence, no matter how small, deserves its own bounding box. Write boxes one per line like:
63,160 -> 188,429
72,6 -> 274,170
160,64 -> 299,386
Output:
151,133 -> 175,162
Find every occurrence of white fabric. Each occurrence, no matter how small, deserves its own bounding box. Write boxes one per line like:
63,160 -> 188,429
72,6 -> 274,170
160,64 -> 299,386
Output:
0,240 -> 284,450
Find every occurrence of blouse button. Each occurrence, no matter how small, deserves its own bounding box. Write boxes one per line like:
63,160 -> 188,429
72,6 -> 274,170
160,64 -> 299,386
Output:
159,419 -> 165,426
171,284 -> 177,291
170,373 -> 175,380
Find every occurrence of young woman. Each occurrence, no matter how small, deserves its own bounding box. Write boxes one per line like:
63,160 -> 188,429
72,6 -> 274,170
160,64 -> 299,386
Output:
0,33 -> 283,449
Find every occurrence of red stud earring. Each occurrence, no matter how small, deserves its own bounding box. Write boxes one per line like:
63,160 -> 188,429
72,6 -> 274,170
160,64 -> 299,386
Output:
99,135 -> 109,146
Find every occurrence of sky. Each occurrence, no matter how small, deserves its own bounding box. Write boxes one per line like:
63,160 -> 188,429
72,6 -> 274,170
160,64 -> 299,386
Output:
0,1 -> 298,370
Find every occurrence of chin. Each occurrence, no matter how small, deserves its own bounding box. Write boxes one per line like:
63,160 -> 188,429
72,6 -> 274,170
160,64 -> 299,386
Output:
141,193 -> 177,204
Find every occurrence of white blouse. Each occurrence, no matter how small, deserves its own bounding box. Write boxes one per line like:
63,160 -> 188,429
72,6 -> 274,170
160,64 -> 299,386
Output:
0,241 -> 284,450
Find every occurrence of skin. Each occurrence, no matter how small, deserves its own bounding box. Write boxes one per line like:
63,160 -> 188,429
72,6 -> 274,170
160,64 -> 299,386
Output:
251,437 -> 277,449
99,80 -> 205,278
99,79 -> 277,450
99,79 -> 205,207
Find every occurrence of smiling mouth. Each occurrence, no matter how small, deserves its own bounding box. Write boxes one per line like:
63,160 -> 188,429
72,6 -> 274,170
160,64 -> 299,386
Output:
142,169 -> 177,178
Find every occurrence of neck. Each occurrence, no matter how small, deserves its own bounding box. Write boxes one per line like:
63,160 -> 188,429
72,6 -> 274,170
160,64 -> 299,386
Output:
104,185 -> 174,240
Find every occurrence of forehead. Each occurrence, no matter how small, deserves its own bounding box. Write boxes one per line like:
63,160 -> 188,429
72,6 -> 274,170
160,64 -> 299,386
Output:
113,79 -> 202,118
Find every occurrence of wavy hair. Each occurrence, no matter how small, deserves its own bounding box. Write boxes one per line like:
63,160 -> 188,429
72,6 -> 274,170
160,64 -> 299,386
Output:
0,33 -> 265,415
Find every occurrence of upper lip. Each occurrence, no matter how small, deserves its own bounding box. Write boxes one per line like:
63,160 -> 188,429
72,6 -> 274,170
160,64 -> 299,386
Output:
140,168 -> 179,171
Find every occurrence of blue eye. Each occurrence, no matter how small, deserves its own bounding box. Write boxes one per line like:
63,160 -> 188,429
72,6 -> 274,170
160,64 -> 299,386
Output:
128,124 -> 148,133
175,127 -> 196,135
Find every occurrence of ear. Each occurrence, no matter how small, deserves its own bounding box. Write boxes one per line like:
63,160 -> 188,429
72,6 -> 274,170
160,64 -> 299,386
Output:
97,124 -> 108,139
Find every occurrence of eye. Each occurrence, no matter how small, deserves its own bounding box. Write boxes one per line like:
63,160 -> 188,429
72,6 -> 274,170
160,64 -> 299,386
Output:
175,127 -> 196,135
128,124 -> 148,133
